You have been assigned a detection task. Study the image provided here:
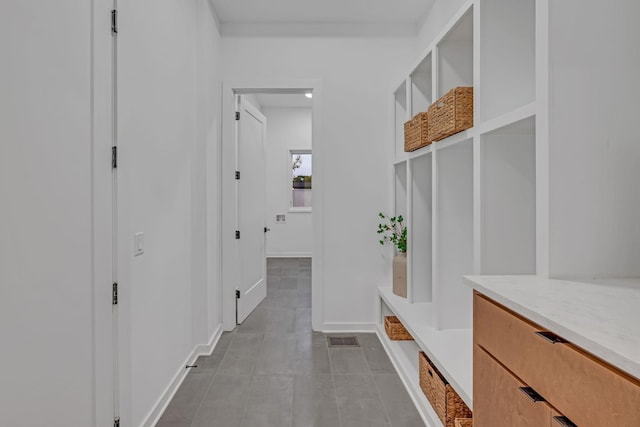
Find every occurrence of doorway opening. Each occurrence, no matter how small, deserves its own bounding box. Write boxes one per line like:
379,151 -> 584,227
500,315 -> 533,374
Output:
220,81 -> 324,333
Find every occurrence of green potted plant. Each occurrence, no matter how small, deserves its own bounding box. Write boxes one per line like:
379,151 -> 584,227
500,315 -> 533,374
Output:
377,213 -> 408,298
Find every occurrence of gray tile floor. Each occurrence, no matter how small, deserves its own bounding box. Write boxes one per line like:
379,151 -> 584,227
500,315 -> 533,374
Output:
157,258 -> 424,427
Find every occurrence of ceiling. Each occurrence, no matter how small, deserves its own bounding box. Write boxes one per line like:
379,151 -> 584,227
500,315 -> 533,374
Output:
210,0 -> 435,37
253,93 -> 313,108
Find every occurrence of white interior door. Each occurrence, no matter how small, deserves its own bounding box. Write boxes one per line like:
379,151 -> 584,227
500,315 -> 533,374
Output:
236,97 -> 267,323
1,2 -> 113,426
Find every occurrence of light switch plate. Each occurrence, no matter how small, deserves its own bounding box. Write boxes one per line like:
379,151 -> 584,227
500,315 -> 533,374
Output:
134,232 -> 144,256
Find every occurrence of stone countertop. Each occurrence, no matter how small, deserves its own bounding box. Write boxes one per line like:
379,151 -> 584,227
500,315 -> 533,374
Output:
464,275 -> 640,380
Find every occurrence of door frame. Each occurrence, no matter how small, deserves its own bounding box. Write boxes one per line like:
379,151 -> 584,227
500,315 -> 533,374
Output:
92,0 -> 117,425
220,80 -> 324,331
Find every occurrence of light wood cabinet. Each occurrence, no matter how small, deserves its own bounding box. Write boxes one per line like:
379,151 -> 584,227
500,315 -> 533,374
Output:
474,346 -> 553,427
474,292 -> 640,427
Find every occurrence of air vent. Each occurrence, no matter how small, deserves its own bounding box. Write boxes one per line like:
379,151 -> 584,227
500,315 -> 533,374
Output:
327,336 -> 360,348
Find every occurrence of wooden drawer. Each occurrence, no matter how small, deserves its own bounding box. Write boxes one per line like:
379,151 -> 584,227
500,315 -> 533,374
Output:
474,292 -> 640,427
474,345 -> 552,427
550,410 -> 578,427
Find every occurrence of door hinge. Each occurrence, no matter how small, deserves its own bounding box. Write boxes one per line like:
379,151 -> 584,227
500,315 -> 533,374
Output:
235,230 -> 240,239
235,171 -> 240,180
112,282 -> 118,305
235,111 -> 240,121
112,146 -> 118,169
235,290 -> 241,299
113,417 -> 120,427
111,9 -> 118,35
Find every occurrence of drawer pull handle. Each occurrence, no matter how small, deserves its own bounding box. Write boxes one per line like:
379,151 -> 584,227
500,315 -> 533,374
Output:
553,416 -> 577,427
428,369 -> 433,378
535,331 -> 567,344
519,387 -> 545,402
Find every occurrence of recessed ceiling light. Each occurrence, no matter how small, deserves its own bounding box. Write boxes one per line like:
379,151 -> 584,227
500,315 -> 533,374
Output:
305,92 -> 313,99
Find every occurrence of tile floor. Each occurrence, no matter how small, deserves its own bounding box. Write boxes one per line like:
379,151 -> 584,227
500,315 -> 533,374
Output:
156,258 -> 424,427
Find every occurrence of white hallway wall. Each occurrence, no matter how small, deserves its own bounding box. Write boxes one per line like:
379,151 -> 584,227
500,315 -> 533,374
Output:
114,0 -> 223,425
0,2 -> 95,426
264,107 -> 313,257
221,38 -> 416,327
0,0 -> 224,424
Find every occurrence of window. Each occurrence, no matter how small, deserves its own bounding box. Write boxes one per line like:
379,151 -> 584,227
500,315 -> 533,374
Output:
291,150 -> 311,210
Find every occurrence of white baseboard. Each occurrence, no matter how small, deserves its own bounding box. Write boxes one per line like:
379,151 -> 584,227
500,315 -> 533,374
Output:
196,325 -> 224,356
266,252 -> 312,258
321,322 -> 376,333
142,324 -> 223,427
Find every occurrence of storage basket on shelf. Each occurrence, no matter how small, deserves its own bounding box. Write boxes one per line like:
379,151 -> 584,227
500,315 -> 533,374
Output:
384,316 -> 413,340
454,419 -> 473,427
427,87 -> 473,142
419,351 -> 472,427
404,112 -> 430,152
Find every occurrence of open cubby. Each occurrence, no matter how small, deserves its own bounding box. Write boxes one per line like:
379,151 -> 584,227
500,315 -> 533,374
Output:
394,81 -> 408,159
479,0 -> 535,121
437,8 -> 473,97
410,53 -> 433,116
409,154 -> 432,303
377,287 -> 473,411
434,139 -> 474,330
377,296 -> 443,427
379,299 -> 421,378
394,161 -> 407,219
481,117 -> 536,274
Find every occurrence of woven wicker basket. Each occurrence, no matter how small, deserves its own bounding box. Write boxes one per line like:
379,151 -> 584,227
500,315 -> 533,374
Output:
427,87 -> 473,142
455,419 -> 473,427
384,316 -> 413,340
419,352 -> 472,427
404,112 -> 430,152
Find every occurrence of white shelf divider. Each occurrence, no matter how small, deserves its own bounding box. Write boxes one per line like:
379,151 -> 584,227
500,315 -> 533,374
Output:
475,101 -> 535,136
378,287 -> 473,408
431,129 -> 473,152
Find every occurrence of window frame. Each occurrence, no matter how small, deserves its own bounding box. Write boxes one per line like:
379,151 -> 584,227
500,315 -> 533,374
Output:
289,149 -> 312,213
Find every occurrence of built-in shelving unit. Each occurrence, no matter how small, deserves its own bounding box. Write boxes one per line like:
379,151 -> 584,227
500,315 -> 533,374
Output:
382,1 -> 640,425
381,1 -> 541,425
